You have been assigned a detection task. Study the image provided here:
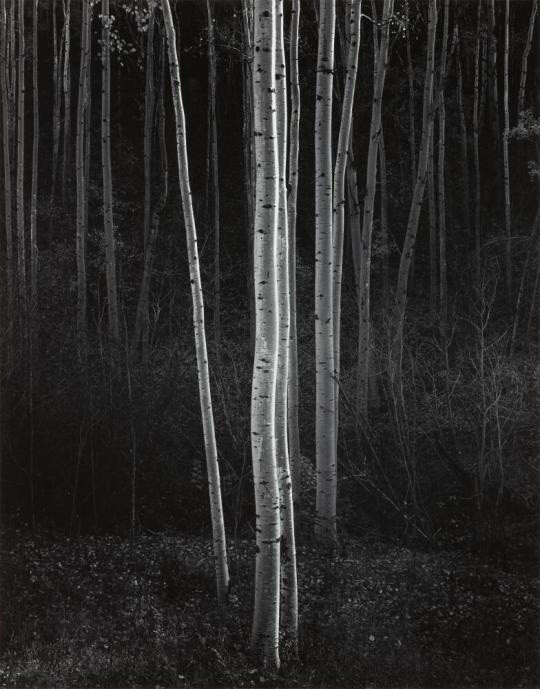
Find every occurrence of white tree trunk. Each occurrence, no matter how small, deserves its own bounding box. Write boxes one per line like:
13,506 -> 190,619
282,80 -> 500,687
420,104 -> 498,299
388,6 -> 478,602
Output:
30,0 -> 38,310
161,0 -> 230,611
517,0 -> 538,115
314,0 -> 337,542
250,0 -> 281,669
502,0 -> 512,301
438,0 -> 449,354
332,0 -> 361,432
287,0 -> 301,507
16,0 -> 26,319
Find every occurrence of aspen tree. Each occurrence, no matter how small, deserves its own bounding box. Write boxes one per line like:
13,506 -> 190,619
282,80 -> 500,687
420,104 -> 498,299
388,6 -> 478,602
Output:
472,0 -> 482,284
161,0 -> 229,610
314,0 -> 337,542
30,0 -> 38,311
394,0 -> 437,359
0,2 -> 13,344
428,131 -> 437,322
16,0 -> 26,317
101,0 -> 119,342
275,0 -> 298,652
287,0 -> 301,503
143,10 -> 155,254
61,0 -> 71,203
206,0 -> 221,356
332,0 -> 361,430
249,0 -> 281,668
502,0 -> 512,300
356,0 -> 393,418
517,0 -> 538,115
438,0 -> 449,354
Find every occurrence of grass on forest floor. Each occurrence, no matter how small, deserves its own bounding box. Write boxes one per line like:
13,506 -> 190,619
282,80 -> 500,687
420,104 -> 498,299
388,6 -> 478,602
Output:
0,529 -> 538,688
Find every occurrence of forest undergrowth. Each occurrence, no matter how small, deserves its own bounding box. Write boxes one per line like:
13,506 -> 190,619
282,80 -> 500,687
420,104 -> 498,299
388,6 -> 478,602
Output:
1,528 -> 538,688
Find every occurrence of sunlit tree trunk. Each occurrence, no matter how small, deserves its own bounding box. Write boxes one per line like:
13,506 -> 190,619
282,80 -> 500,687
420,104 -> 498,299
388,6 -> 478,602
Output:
314,0 -> 337,543
0,2 -> 13,347
249,0 -> 280,668
206,0 -> 221,357
61,0 -> 71,204
30,0 -> 39,313
101,0 -> 119,343
356,0 -> 392,419
437,0 -> 449,355
428,130 -> 437,322
287,0 -> 301,505
333,0 -> 361,431
394,0 -> 437,361
517,0 -> 538,115
274,0 -> 297,653
16,0 -> 26,319
502,0 -> 512,301
161,0 -> 230,611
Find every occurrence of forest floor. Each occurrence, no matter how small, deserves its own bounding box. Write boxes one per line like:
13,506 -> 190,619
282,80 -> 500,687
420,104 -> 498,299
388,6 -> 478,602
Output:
0,528 -> 538,688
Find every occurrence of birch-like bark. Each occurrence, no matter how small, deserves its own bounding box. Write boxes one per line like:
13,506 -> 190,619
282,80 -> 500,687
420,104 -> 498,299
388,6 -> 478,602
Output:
249,0 -> 280,668
101,0 -> 119,342
472,1 -> 482,284
16,0 -> 26,317
30,0 -> 38,310
143,12 -> 155,253
502,0 -> 512,301
356,0 -> 392,418
0,2 -> 13,342
287,0 -> 301,505
275,0 -> 297,652
315,0 -> 337,542
61,0 -> 71,204
517,0 -> 538,115
332,0 -> 361,430
438,0 -> 449,353
161,0 -> 230,611
49,0 -> 63,216
394,0 -> 438,355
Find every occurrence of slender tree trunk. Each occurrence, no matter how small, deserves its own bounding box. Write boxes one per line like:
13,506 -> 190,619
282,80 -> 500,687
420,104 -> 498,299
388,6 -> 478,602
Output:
473,0 -> 482,284
356,0 -> 393,419
332,0 -> 361,434
287,0 -> 301,506
61,0 -> 71,204
101,0 -> 119,343
379,130 -> 389,299
274,0 -> 297,653
161,0 -> 230,611
502,0 -> 512,301
438,0 -> 449,355
30,0 -> 38,311
249,0 -> 280,668
517,0 -> 538,115
0,2 -> 13,349
206,0 -> 221,357
16,0 -> 26,320
50,0 -> 62,215
314,0 -> 337,543
393,0 -> 438,360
